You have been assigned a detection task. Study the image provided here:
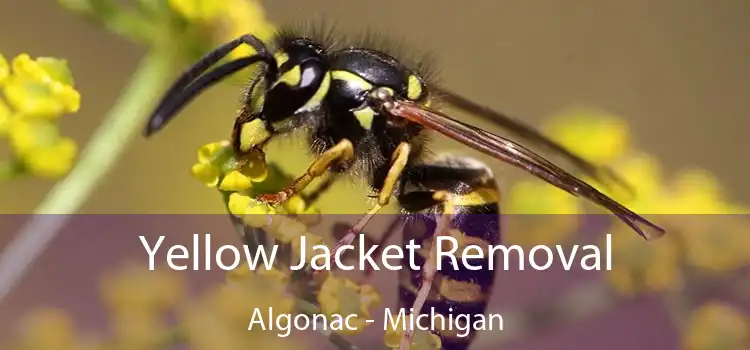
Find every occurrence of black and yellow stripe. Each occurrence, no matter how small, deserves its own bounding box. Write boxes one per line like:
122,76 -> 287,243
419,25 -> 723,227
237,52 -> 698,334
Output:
397,156 -> 501,350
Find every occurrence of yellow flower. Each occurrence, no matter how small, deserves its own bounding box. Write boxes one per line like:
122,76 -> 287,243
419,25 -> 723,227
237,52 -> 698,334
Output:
227,192 -> 252,215
581,153 -> 670,246
641,168 -> 750,272
270,216 -> 308,243
100,263 -> 184,315
678,215 -> 750,272
182,272 -> 299,350
384,327 -> 442,350
317,276 -> 381,335
184,266 -> 296,350
507,180 -> 581,215
258,267 -> 291,285
667,169 -> 729,214
291,233 -> 326,265
542,108 -> 631,164
110,310 -> 164,349
190,162 -> 220,186
12,54 -> 74,85
283,195 -> 307,214
227,266 -> 291,290
227,192 -> 276,226
24,137 -> 77,178
206,274 -> 293,330
197,140 -> 227,162
604,225 -> 682,295
168,0 -> 276,61
15,308 -> 81,350
3,54 -> 80,118
219,170 -> 253,191
616,153 -> 663,198
281,194 -> 322,225
219,0 -> 277,60
0,53 -> 8,85
7,118 -> 78,178
0,98 -> 12,135
683,302 -> 748,350
596,152 -> 667,212
0,53 -> 80,181
504,180 -> 581,247
168,0 -> 227,23
190,141 -> 267,190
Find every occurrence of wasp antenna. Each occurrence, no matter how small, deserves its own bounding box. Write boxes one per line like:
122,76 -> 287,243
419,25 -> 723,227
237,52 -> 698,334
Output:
144,35 -> 276,137
145,56 -> 272,136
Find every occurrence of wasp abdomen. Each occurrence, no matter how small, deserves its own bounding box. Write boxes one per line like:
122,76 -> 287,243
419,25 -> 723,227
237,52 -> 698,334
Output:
397,156 -> 501,349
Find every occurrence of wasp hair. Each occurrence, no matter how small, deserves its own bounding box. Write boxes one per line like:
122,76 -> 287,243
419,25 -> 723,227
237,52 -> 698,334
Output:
276,18 -> 440,88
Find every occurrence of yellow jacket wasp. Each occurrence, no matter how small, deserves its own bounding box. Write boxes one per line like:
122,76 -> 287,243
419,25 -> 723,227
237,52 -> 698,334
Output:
144,24 -> 665,350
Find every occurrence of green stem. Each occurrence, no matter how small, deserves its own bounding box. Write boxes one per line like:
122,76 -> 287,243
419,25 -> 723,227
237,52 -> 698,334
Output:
0,49 -> 174,302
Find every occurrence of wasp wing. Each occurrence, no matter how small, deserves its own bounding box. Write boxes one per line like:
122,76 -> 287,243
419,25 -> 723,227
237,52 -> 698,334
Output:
384,98 -> 665,240
434,87 -> 634,197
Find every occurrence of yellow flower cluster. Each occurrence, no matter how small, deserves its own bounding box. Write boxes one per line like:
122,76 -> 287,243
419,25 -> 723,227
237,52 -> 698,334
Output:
542,108 -> 630,164
168,0 -> 277,60
317,275 -> 382,334
0,53 -> 80,179
503,108 -> 622,246
191,141 -> 268,191
189,140 -> 382,342
100,264 -> 182,348
603,156 -> 750,293
6,308 -> 104,350
183,267 -> 301,349
683,302 -> 748,350
504,180 -> 581,247
4,263 -> 313,350
604,224 -> 683,295
502,107 -> 750,295
190,140 -> 318,216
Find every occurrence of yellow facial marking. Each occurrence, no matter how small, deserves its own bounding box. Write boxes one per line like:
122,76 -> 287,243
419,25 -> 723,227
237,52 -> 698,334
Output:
353,107 -> 376,130
275,65 -> 301,87
407,75 -> 423,100
274,51 -> 289,68
239,119 -> 271,152
299,73 -> 331,111
331,70 -> 373,90
449,187 -> 500,206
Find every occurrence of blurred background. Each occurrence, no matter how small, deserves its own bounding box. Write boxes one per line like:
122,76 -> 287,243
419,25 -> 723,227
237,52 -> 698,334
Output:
0,0 -> 749,349
1,0 -> 749,213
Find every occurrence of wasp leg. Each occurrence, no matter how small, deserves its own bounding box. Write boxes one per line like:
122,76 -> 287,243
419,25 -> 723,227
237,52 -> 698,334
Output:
330,142 -> 412,258
301,172 -> 341,208
400,190 -> 456,350
257,139 -> 355,204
